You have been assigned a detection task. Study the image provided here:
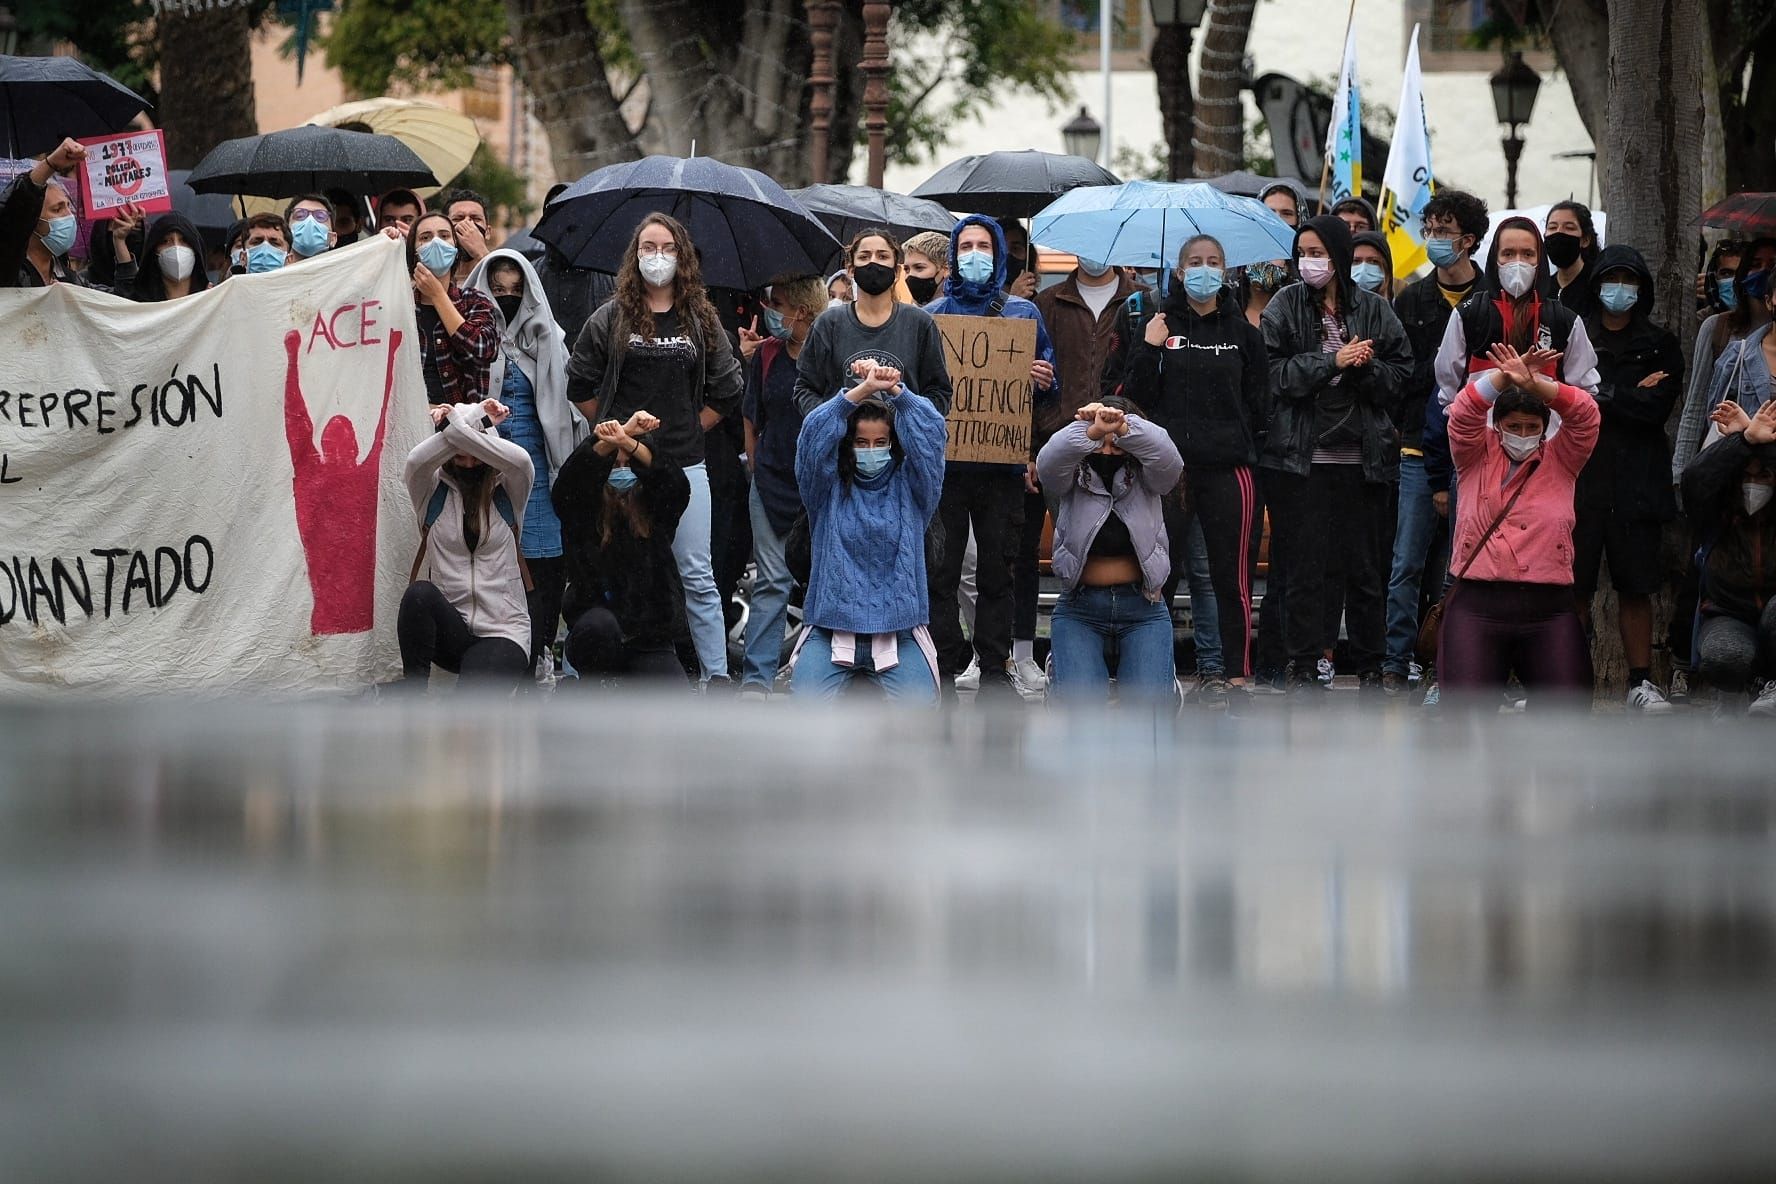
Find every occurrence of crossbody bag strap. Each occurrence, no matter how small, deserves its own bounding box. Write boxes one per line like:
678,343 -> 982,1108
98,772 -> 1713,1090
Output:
1452,458 -> 1541,582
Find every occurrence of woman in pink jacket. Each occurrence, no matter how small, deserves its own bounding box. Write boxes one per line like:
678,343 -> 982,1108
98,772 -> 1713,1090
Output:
1441,344 -> 1601,693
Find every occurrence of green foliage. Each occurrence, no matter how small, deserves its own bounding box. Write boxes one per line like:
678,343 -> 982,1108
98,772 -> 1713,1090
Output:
320,0 -> 508,96
1243,112 -> 1276,176
452,141 -> 535,225
883,0 -> 1077,167
12,0 -> 161,104
1111,141 -> 1168,182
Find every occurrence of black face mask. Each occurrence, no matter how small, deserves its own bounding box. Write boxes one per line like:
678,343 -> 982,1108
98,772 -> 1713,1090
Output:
1086,453 -> 1126,487
1544,232 -> 1583,269
905,273 -> 939,304
1006,252 -> 1028,282
853,262 -> 897,296
495,294 -> 523,324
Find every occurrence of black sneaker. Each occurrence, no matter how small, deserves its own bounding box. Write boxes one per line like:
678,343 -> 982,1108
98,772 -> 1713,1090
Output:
1380,670 -> 1409,697
1284,663 -> 1322,698
1358,671 -> 1386,695
1197,675 -> 1232,710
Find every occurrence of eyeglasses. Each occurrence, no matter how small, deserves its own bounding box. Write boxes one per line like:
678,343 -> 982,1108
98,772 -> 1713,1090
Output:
290,208 -> 332,224
637,244 -> 679,258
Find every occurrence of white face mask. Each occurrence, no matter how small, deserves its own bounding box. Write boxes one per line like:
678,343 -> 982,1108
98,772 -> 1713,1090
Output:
1745,482 -> 1775,516
638,253 -> 678,287
1498,261 -> 1538,298
157,244 -> 197,281
1499,429 -> 1542,461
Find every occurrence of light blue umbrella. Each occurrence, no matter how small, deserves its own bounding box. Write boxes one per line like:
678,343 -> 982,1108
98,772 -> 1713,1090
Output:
1031,180 -> 1297,270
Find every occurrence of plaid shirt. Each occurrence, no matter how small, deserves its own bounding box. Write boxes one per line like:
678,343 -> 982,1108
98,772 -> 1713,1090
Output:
420,285 -> 500,405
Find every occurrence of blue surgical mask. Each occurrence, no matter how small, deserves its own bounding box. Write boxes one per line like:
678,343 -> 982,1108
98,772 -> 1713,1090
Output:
1350,261 -> 1386,291
762,306 -> 788,339
1425,237 -> 1462,268
1182,265 -> 1224,301
1718,277 -> 1738,310
1743,269 -> 1770,300
39,215 -> 76,257
291,216 -> 330,258
853,445 -> 893,477
956,249 -> 994,285
1598,281 -> 1639,314
419,238 -> 458,277
247,242 -> 287,273
607,465 -> 639,492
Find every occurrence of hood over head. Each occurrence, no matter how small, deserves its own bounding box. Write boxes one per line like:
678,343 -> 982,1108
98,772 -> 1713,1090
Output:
1292,214 -> 1355,301
1351,229 -> 1393,279
467,247 -> 563,357
1257,179 -> 1310,219
1589,242 -> 1656,317
944,212 -> 1009,303
134,211 -> 213,299
1482,215 -> 1544,294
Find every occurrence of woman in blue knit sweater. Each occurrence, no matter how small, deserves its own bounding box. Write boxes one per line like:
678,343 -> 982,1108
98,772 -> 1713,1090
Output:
791,358 -> 949,702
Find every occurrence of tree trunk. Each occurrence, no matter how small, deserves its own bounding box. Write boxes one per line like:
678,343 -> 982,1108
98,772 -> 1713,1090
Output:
157,6 -> 258,169
1531,0 -> 1612,202
504,0 -> 641,183
1191,0 -> 1255,178
1151,22 -> 1194,182
1717,7 -> 1776,194
1591,0 -> 1705,700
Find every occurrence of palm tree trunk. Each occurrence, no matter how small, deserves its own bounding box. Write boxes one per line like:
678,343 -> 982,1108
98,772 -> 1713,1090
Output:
157,5 -> 258,169
1191,0 -> 1256,178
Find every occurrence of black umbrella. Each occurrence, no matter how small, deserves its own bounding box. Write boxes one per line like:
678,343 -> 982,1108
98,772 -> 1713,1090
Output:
534,155 -> 842,291
186,125 -> 437,198
909,149 -> 1120,220
1205,170 -> 1278,198
0,54 -> 152,159
166,169 -> 239,253
789,184 -> 957,247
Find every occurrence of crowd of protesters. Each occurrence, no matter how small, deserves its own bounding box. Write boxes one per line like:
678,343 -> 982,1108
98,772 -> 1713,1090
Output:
5,135 -> 1773,716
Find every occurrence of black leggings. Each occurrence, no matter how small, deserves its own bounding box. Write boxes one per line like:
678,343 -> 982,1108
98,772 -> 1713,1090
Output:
398,581 -> 530,685
1185,465 -> 1257,678
526,555 -> 566,670
565,607 -> 690,684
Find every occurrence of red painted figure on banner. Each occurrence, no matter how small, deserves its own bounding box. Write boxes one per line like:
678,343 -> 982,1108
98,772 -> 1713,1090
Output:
283,325 -> 403,634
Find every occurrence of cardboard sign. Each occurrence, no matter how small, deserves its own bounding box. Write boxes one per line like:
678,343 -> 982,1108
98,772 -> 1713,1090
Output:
77,130 -> 173,216
0,236 -> 429,694
933,314 -> 1036,466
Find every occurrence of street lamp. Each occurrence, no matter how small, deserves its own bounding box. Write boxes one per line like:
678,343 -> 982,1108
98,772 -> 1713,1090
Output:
1490,50 -> 1543,209
1062,106 -> 1102,162
1149,0 -> 1210,27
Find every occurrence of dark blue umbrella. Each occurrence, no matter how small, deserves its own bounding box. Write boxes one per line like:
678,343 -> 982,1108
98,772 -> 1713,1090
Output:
910,149 -> 1120,220
167,169 -> 239,253
789,184 -> 957,247
0,54 -> 153,159
534,155 -> 842,291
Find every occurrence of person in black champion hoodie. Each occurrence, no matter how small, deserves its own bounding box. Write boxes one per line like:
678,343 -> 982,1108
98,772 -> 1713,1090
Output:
1124,233 -> 1269,692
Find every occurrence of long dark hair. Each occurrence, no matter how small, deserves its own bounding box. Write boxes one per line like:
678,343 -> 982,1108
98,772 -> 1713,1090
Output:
600,480 -> 653,547
406,211 -> 454,276
452,459 -> 497,549
838,401 -> 901,493
1547,200 -> 1601,266
614,212 -> 721,345
1489,216 -> 1544,353
1715,235 -> 1776,352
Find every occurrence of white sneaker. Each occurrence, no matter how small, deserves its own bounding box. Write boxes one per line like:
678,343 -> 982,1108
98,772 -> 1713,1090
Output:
1316,657 -> 1335,686
1420,681 -> 1440,710
955,656 -> 981,691
1009,657 -> 1048,697
1749,680 -> 1776,718
1408,660 -> 1424,686
1626,679 -> 1674,714
1667,667 -> 1691,704
534,653 -> 557,691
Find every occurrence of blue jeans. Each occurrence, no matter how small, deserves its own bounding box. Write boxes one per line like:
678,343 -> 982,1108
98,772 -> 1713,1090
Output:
1050,583 -> 1176,701
671,462 -> 728,681
741,485 -> 794,690
1385,455 -> 1442,674
791,626 -> 940,705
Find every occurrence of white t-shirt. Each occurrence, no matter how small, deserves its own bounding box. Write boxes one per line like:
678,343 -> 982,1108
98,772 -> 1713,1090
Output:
1076,273 -> 1120,319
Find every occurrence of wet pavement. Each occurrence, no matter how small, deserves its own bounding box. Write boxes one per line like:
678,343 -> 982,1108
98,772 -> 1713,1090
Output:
2,697 -> 1773,1182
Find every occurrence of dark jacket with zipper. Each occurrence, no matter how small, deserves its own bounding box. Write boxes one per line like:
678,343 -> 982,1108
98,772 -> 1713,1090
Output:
551,439 -> 691,648
1258,215 -> 1414,483
1578,244 -> 1684,522
1,173 -> 94,289
1681,431 -> 1776,627
1124,288 -> 1268,467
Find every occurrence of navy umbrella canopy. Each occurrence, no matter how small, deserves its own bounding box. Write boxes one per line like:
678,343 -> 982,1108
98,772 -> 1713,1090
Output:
789,184 -> 957,248
166,169 -> 239,252
910,149 -> 1120,220
0,54 -> 152,158
186,125 -> 437,198
534,155 -> 842,291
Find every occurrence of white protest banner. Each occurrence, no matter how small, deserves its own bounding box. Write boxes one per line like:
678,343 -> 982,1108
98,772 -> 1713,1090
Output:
933,314 -> 1036,466
78,130 -> 173,216
0,235 -> 430,694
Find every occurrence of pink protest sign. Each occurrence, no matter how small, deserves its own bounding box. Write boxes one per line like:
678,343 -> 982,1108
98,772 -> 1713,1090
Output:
77,130 -> 173,216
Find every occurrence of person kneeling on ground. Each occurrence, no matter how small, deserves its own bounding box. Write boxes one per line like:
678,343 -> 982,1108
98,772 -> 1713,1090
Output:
399,399 -> 536,689
1438,345 -> 1599,700
1684,399 -> 1776,715
551,411 -> 693,688
1037,397 -> 1185,703
791,359 -> 947,703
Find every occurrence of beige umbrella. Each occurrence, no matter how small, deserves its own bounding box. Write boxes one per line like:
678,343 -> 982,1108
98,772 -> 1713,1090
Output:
306,97 -> 481,199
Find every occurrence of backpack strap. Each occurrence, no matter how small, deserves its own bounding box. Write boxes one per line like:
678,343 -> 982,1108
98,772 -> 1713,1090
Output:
409,482 -> 452,584
492,486 -> 535,593
408,480 -> 535,593
987,293 -> 1007,317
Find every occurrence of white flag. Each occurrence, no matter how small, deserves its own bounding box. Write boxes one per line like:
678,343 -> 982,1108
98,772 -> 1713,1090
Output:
1378,25 -> 1435,278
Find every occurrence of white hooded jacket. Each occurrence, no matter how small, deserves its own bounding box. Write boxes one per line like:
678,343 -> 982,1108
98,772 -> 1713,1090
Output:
466,247 -> 583,481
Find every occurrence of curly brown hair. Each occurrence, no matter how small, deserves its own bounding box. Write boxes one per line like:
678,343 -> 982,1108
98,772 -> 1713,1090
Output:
614,212 -> 721,345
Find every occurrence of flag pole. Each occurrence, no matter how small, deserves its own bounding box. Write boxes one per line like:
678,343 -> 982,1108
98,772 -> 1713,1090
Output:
1317,0 -> 1360,214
